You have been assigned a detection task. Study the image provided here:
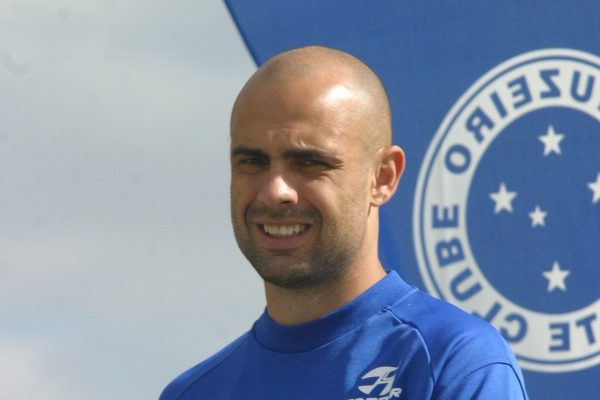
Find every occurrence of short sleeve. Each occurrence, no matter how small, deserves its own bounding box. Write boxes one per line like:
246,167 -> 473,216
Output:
438,362 -> 529,399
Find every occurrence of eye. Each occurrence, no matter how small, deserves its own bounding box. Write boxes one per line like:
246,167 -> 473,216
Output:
238,156 -> 268,166
294,159 -> 336,175
299,159 -> 323,167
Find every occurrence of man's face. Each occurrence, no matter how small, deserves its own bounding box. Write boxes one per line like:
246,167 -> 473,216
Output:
230,77 -> 374,289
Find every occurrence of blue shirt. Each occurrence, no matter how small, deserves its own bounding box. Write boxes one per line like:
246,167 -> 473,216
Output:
160,271 -> 529,399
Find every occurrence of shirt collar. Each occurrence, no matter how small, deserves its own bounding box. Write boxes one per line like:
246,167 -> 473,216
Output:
252,270 -> 412,353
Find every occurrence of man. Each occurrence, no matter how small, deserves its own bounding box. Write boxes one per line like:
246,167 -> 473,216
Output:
160,46 -> 529,399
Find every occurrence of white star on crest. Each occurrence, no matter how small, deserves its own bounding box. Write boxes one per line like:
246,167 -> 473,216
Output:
528,205 -> 547,227
588,173 -> 600,204
489,182 -> 517,214
543,261 -> 570,292
538,125 -> 565,156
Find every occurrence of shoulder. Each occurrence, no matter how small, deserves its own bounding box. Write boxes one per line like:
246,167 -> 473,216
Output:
388,287 -> 509,356
159,333 -> 249,400
386,289 -> 524,390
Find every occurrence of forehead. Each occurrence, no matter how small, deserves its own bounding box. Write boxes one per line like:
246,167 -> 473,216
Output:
230,78 -> 365,154
232,130 -> 342,162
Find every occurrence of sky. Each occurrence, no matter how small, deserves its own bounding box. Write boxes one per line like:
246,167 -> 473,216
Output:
0,2 -> 262,399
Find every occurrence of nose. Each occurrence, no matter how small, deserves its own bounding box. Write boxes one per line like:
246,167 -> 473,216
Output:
257,170 -> 298,208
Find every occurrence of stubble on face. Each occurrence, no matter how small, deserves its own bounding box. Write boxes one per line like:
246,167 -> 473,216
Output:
230,183 -> 370,289
229,46 -> 390,291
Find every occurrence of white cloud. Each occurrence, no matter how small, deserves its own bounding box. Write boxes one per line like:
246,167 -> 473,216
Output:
0,339 -> 69,400
1,1 -> 260,399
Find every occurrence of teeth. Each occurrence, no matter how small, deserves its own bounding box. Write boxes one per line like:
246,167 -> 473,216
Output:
263,224 -> 306,237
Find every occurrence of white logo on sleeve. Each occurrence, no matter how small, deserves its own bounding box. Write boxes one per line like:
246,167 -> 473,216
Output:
348,366 -> 403,400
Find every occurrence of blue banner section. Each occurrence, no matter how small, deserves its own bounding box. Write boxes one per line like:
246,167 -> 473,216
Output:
225,1 -> 600,397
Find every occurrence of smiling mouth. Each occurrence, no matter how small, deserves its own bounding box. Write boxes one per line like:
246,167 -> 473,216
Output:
261,224 -> 308,237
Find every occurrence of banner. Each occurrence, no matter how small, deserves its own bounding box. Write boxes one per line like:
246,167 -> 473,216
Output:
225,1 -> 600,397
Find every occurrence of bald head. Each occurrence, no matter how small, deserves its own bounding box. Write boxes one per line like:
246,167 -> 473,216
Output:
231,46 -> 392,154
229,46 -> 405,294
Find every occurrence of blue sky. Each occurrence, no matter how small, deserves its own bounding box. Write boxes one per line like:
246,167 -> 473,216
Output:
0,2 -> 262,398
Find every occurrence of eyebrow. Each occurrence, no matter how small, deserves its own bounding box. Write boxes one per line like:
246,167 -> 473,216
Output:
230,146 -> 343,165
230,146 -> 268,159
282,149 -> 343,165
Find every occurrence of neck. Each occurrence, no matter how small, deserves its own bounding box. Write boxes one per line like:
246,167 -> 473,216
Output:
264,261 -> 386,325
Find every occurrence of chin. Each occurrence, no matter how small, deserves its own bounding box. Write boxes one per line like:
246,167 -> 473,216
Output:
258,267 -> 312,289
258,262 -> 345,290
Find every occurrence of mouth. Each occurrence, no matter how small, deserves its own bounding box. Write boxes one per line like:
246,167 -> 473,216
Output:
260,224 -> 309,237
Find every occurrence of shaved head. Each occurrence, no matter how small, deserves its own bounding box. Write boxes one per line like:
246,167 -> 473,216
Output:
229,45 -> 404,293
231,46 -> 392,155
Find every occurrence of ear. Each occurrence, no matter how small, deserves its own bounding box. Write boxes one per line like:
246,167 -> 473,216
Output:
370,145 -> 405,207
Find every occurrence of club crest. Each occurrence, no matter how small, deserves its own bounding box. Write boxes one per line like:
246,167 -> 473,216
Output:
414,49 -> 600,372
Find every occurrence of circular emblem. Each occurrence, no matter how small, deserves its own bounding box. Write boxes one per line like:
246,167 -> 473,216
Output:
414,48 -> 600,372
